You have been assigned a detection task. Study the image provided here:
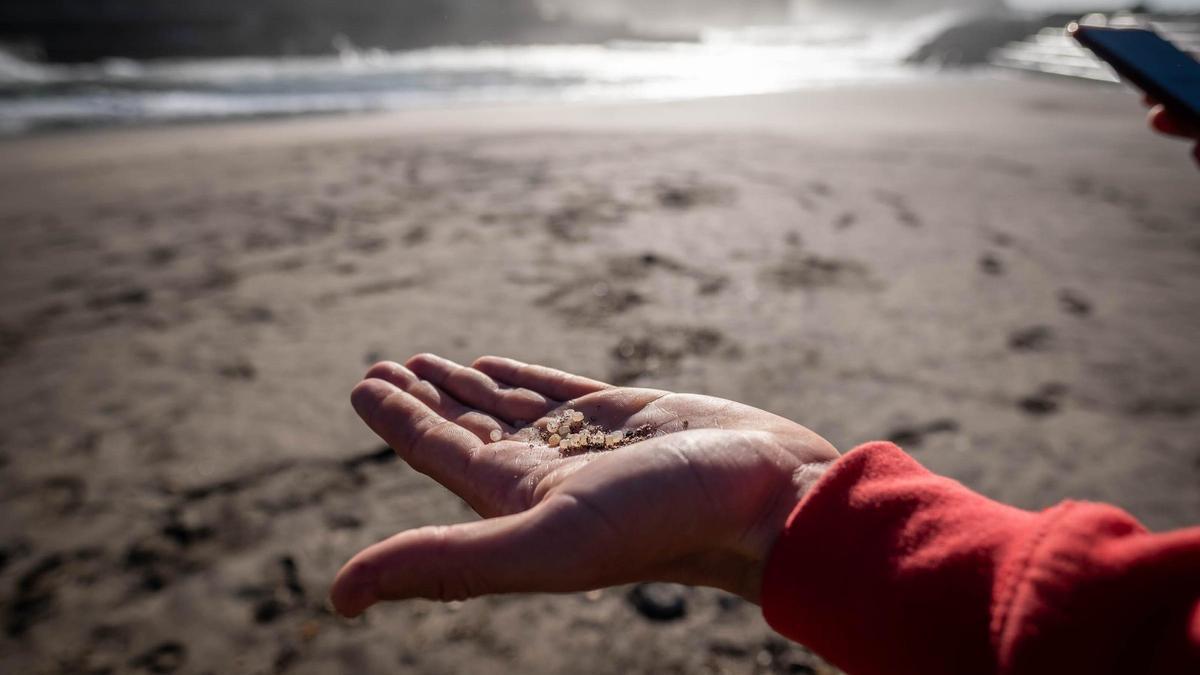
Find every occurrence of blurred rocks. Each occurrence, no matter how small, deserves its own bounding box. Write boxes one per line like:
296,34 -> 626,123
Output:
628,583 -> 688,622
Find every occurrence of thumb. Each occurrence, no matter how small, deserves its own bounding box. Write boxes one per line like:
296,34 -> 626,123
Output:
330,495 -> 612,617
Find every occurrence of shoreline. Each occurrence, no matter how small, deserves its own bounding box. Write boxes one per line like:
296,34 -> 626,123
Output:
0,73 -> 1137,171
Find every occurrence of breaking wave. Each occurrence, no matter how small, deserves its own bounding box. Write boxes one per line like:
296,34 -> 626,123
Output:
0,10 -> 973,134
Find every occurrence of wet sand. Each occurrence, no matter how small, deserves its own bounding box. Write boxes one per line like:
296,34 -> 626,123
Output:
1,74 -> 1198,674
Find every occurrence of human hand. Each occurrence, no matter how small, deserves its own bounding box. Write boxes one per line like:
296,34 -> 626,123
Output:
330,355 -> 840,617
1146,98 -> 1200,165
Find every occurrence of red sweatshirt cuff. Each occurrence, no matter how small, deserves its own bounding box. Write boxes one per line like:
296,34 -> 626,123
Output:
760,442 -> 1036,675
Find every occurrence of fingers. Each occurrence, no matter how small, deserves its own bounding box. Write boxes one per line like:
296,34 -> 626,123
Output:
1148,104 -> 1199,140
363,362 -> 510,443
473,356 -> 611,402
350,378 -> 485,498
407,354 -> 556,425
1146,105 -> 1200,166
330,496 -> 612,617
1149,105 -> 1187,137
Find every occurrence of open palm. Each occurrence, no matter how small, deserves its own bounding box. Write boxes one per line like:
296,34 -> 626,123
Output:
331,354 -> 839,617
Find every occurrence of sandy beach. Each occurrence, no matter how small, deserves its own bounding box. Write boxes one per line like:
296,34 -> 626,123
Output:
1,73 -> 1198,674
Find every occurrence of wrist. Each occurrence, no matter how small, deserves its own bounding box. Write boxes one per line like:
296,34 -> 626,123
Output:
735,459 -> 835,604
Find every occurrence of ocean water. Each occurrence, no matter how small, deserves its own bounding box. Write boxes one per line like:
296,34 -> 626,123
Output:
0,13 -> 967,134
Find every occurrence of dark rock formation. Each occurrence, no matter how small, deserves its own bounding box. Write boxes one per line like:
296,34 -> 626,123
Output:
0,0 -> 643,62
542,0 -> 791,31
906,14 -> 1054,66
907,11 -> 1200,67
791,0 -> 1005,19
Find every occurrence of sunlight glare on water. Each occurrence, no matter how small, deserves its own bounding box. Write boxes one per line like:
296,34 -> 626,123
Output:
0,13 -> 964,133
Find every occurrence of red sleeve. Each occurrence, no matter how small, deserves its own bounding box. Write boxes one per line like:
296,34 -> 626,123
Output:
761,442 -> 1200,675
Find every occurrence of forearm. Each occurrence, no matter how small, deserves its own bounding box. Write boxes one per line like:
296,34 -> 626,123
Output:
760,442 -> 1200,675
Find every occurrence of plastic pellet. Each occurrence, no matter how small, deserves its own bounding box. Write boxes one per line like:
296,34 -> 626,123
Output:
537,411 -> 647,454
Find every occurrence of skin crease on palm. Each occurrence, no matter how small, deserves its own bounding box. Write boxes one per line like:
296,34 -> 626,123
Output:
329,354 -> 840,618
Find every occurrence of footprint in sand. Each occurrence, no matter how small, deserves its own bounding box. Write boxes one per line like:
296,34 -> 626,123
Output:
761,252 -> 879,292
0,541 -> 29,575
1018,383 -> 1069,417
129,642 -> 187,674
807,180 -> 833,198
1058,289 -> 1093,317
0,323 -> 27,365
1134,213 -> 1175,232
536,276 -> 646,325
1069,175 -> 1095,197
794,181 -> 833,212
87,287 -> 152,311
1125,397 -> 1198,419
217,358 -> 257,381
124,505 -> 222,593
226,304 -> 274,325
347,235 -> 388,254
608,252 -> 729,296
315,276 -> 421,307
545,192 -> 629,242
540,251 -> 729,325
49,274 -> 85,292
341,445 -> 398,474
401,224 -> 429,246
1008,326 -> 1054,352
609,326 -> 741,385
178,265 -> 238,299
42,476 -> 86,516
145,245 -> 179,268
236,555 -> 307,625
886,419 -> 960,449
979,252 -> 1005,276
325,512 -> 364,530
653,178 -> 733,211
875,190 -> 922,228
988,231 -> 1016,248
8,550 -> 105,637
